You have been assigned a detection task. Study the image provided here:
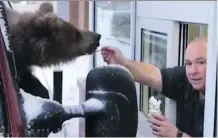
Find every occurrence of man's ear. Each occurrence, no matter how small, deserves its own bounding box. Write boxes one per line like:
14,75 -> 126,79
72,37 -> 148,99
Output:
37,2 -> 54,16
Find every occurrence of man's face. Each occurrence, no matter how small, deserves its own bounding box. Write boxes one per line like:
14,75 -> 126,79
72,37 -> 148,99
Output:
185,40 -> 207,92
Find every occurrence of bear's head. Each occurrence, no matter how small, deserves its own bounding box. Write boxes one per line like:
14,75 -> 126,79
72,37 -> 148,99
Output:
5,2 -> 101,69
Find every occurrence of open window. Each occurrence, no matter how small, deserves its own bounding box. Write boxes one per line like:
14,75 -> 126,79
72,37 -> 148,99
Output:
178,23 -> 208,66
135,1 -> 216,137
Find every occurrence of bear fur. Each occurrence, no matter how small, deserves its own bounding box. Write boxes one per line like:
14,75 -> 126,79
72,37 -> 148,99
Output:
5,2 -> 101,98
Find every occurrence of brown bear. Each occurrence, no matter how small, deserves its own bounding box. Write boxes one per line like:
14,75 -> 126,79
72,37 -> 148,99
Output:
5,2 -> 101,99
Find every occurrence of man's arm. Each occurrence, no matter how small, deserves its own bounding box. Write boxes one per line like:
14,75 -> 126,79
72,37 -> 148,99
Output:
182,132 -> 192,137
101,46 -> 185,95
123,59 -> 162,92
122,58 -> 186,101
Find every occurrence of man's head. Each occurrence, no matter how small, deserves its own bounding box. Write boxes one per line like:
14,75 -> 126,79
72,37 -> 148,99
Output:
185,37 -> 207,93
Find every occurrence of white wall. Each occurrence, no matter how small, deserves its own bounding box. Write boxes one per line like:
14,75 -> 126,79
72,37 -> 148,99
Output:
136,1 -> 214,24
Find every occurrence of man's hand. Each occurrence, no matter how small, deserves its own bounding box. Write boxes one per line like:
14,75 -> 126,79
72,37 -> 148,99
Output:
101,46 -> 127,65
148,113 -> 179,137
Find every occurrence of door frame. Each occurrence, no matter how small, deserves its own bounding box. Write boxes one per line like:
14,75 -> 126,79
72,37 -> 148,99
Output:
135,17 -> 180,136
203,2 -> 217,136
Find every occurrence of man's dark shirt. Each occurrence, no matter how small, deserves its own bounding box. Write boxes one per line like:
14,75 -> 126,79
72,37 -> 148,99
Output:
160,66 -> 204,137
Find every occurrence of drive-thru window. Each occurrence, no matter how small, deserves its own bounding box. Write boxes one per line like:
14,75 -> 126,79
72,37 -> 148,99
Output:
89,1 -> 217,137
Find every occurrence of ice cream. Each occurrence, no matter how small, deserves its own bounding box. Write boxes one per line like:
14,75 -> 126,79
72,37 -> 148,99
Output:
147,96 -> 161,117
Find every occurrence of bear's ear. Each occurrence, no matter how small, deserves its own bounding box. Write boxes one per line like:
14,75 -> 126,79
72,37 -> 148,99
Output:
37,2 -> 54,16
5,7 -> 21,28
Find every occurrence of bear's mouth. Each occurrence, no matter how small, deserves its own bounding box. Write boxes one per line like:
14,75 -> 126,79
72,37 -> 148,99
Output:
84,42 -> 100,55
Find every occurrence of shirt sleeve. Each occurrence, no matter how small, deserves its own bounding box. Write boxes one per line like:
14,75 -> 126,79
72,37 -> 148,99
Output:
160,66 -> 186,101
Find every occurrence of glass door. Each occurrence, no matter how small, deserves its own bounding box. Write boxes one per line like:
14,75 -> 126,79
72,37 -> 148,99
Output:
135,18 -> 179,136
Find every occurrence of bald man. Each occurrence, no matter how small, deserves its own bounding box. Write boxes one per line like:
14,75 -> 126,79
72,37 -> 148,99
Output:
101,37 -> 207,137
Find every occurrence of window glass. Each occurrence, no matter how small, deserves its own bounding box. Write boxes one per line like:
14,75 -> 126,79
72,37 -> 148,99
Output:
140,29 -> 167,115
187,24 -> 208,42
94,1 -> 133,67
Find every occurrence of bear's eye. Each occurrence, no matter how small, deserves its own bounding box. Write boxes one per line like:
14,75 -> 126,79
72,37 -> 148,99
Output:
75,31 -> 82,41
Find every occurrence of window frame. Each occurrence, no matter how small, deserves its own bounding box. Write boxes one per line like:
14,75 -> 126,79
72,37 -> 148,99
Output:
203,2 -> 217,136
135,18 -> 180,136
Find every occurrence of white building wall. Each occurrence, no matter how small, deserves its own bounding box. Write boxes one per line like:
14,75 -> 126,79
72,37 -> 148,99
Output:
136,1 -> 214,24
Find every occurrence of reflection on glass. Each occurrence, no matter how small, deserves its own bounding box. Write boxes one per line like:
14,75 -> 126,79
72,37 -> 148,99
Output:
187,24 -> 208,43
180,23 -> 208,66
94,1 -> 132,67
140,29 -> 167,116
10,1 -> 57,13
